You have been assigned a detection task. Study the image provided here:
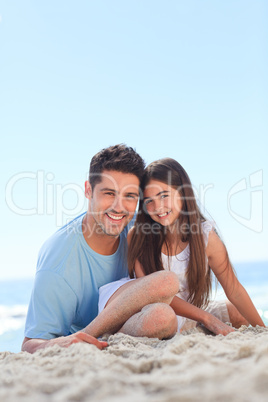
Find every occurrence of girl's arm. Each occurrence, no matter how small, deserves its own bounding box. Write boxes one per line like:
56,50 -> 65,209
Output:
170,296 -> 234,335
206,229 -> 265,327
134,259 -> 235,335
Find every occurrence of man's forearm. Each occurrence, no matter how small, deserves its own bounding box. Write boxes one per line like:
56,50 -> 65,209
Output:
21,337 -> 54,353
21,332 -> 107,353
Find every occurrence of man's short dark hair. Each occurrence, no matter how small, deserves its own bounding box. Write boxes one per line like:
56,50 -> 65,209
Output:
89,144 -> 145,190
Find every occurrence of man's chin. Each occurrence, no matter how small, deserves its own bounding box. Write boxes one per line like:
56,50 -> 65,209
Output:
106,224 -> 127,236
101,222 -> 128,237
104,215 -> 132,234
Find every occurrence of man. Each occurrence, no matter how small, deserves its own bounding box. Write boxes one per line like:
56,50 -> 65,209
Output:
22,144 -> 179,353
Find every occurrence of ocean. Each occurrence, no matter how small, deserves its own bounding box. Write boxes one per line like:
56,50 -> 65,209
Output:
0,261 -> 267,354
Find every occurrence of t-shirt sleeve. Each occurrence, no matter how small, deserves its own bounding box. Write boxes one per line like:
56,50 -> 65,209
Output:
24,270 -> 78,340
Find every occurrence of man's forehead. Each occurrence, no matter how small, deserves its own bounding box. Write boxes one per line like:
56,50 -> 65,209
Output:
98,170 -> 140,189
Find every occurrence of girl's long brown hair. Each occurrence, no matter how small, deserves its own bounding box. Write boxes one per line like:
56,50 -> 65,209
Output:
128,158 -> 212,308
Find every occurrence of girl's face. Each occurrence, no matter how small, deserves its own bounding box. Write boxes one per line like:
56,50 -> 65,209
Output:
143,179 -> 182,227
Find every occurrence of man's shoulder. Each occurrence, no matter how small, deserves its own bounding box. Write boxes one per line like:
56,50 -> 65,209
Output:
37,213 -> 86,272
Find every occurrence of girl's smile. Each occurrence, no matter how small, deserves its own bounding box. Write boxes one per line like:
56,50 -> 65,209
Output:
157,211 -> 172,219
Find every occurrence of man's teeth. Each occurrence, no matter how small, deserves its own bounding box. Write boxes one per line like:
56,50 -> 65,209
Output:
107,213 -> 124,220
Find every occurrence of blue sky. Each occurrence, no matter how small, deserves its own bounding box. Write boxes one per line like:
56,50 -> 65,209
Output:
1,1 -> 267,280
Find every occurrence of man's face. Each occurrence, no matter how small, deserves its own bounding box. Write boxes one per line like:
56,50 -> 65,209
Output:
85,170 -> 140,237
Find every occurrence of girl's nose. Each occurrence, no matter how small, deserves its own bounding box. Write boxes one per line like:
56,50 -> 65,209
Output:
154,198 -> 164,212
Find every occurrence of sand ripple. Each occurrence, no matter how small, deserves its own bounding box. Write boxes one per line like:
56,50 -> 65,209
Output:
0,326 -> 268,401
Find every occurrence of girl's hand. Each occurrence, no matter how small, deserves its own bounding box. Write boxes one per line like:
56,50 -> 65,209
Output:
203,312 -> 235,336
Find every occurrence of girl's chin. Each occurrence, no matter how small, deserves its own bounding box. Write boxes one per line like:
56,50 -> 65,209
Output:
153,218 -> 177,228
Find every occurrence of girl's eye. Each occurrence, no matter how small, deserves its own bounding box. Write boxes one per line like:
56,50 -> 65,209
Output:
144,199 -> 152,205
160,194 -> 168,199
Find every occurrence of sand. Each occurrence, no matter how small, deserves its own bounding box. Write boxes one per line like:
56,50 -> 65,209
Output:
1,326 -> 268,402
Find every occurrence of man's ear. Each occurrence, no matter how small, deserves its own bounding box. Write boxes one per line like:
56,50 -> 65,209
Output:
85,181 -> 92,200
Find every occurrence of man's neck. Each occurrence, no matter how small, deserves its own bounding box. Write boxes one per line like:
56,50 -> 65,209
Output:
82,213 -> 120,256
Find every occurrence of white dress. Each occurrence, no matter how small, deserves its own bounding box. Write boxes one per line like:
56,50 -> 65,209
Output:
161,220 -> 213,303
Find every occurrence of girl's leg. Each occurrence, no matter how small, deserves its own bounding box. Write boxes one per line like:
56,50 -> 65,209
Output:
118,303 -> 178,339
83,271 -> 179,339
225,300 -> 249,328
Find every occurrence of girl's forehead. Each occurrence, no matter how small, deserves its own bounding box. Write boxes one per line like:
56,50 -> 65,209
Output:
144,179 -> 173,194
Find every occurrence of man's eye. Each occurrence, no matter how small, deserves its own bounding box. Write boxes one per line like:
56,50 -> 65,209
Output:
125,195 -> 136,199
160,194 -> 168,199
105,192 -> 115,196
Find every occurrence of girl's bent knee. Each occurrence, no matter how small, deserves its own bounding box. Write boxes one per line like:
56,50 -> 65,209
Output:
146,303 -> 178,339
150,271 -> 179,300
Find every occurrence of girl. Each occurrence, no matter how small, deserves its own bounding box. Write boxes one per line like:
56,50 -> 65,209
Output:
98,158 -> 265,336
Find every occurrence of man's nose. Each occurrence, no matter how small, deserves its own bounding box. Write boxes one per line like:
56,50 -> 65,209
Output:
112,196 -> 124,212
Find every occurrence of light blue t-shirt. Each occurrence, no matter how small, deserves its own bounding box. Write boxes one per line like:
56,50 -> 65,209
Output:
24,212 -> 129,339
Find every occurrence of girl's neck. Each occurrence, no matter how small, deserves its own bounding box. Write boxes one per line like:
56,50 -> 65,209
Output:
162,225 -> 188,256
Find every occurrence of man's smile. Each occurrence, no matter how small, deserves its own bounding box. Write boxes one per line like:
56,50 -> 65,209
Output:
105,212 -> 126,222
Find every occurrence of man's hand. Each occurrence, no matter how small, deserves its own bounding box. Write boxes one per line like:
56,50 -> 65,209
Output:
49,332 -> 108,349
22,332 -> 108,354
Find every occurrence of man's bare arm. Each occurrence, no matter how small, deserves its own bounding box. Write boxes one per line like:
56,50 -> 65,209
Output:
21,333 -> 108,353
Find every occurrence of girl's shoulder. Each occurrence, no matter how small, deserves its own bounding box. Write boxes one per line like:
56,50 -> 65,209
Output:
201,220 -> 215,247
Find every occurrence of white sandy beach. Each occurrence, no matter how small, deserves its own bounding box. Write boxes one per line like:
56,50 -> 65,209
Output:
1,326 -> 268,402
